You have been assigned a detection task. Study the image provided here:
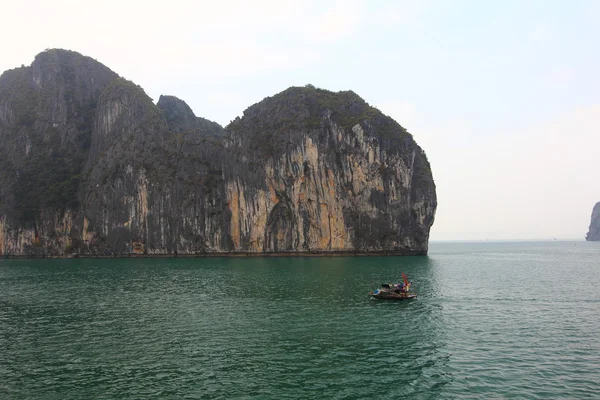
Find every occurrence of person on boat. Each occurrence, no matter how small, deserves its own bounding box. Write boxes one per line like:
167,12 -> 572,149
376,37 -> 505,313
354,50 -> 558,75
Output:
400,274 -> 411,294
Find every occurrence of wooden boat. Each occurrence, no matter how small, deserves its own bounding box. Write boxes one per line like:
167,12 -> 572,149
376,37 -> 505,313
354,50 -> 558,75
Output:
369,289 -> 417,300
371,274 -> 416,300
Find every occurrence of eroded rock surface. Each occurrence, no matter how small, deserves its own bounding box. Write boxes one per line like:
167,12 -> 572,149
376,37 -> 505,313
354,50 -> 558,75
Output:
0,50 -> 436,257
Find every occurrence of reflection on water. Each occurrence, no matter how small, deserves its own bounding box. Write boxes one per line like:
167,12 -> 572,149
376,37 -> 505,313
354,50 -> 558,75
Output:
1,242 -> 600,399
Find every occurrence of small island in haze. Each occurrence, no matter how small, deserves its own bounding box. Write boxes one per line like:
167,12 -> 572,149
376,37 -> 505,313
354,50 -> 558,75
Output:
0,49 -> 436,257
586,202 -> 600,241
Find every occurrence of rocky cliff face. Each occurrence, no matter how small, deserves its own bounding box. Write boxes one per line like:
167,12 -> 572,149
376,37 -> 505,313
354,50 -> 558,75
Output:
0,50 -> 436,257
586,202 -> 600,241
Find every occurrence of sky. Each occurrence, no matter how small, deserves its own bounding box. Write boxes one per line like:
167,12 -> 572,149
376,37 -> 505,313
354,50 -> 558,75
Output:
1,0 -> 599,241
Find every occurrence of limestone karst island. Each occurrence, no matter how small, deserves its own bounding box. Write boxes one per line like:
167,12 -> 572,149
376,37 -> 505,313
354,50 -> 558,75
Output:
0,49 -> 436,257
586,202 -> 600,241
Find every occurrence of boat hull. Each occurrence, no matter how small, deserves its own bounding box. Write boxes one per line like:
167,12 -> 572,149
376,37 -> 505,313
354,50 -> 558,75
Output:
369,292 -> 417,301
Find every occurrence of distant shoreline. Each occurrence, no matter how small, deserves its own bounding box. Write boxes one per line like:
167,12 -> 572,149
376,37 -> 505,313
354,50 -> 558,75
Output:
0,250 -> 428,259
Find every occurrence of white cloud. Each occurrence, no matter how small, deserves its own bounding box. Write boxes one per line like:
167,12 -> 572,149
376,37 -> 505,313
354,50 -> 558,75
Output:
0,1 -> 313,74
0,0 -> 426,78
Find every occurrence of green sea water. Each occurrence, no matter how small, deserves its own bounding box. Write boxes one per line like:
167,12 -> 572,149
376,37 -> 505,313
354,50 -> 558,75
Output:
1,241 -> 599,399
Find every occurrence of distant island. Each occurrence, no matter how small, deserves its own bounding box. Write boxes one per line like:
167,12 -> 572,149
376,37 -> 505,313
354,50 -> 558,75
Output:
0,49 -> 436,257
586,202 -> 600,241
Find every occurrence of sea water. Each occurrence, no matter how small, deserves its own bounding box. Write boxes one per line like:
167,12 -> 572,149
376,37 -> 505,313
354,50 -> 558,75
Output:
1,241 -> 599,398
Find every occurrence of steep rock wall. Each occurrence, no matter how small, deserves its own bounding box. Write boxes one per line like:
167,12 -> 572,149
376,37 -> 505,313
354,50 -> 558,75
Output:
0,50 -> 436,257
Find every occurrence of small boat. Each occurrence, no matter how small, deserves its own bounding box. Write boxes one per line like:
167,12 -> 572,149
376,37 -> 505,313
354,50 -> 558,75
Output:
369,289 -> 417,300
369,273 -> 417,300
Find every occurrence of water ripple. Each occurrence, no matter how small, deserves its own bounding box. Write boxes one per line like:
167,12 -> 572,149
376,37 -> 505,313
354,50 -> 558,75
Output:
1,243 -> 600,398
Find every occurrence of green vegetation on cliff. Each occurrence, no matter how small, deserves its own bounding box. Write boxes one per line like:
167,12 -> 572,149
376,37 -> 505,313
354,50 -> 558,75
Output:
0,49 -> 436,257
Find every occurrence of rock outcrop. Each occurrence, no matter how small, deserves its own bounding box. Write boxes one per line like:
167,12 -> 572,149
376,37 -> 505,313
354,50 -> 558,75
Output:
0,49 -> 436,257
586,202 -> 600,241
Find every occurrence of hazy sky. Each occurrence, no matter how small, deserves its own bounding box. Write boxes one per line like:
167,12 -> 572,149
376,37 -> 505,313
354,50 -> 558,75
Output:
2,0 -> 599,240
